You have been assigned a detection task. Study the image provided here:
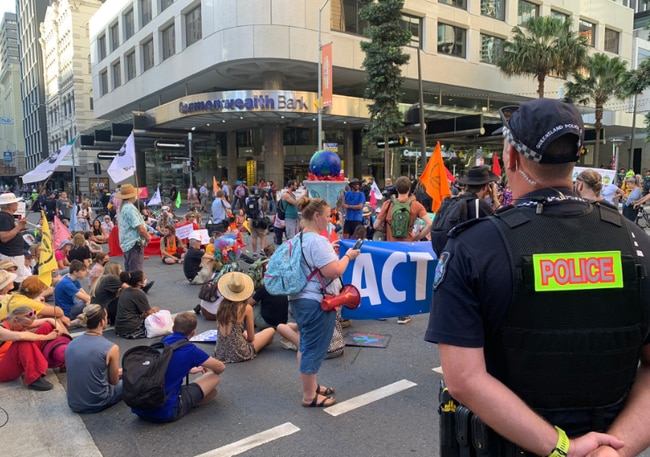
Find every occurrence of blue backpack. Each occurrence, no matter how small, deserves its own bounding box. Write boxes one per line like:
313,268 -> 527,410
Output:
264,232 -> 317,296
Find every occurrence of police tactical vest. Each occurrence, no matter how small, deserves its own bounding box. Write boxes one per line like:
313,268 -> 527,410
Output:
489,201 -> 647,413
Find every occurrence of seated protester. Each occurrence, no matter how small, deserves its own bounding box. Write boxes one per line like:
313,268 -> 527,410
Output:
0,275 -> 71,326
114,270 -> 158,339
89,252 -> 109,288
54,260 -> 91,319
90,219 -> 109,244
55,239 -> 73,275
133,312 -> 225,423
183,232 -> 212,284
90,262 -> 124,325
65,304 -> 123,413
101,215 -> 114,235
68,232 -> 92,267
214,272 -> 275,363
0,306 -> 68,391
160,225 -> 183,264
84,231 -> 104,257
246,245 -> 288,330
0,269 -> 16,302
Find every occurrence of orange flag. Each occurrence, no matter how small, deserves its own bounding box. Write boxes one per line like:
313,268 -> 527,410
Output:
492,152 -> 502,177
213,176 -> 219,196
419,141 -> 451,213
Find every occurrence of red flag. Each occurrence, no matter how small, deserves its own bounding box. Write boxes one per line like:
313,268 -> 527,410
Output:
492,152 -> 502,177
445,167 -> 455,182
419,141 -> 451,213
53,215 -> 71,253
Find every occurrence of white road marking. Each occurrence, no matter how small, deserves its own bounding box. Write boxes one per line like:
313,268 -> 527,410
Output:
194,422 -> 301,457
324,379 -> 417,417
432,366 -> 443,374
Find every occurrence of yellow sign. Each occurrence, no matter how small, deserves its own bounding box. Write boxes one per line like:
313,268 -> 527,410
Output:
532,251 -> 623,292
246,160 -> 256,187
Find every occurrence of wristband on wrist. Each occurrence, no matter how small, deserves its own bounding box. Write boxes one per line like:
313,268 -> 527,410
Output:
547,426 -> 570,457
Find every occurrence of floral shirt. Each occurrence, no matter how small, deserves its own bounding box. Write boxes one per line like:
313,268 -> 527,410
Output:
118,201 -> 145,251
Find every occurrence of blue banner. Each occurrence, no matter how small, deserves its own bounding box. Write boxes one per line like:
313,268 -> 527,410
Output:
339,239 -> 438,319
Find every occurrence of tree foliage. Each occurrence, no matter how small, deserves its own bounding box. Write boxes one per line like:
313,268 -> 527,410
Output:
497,16 -> 588,98
565,53 -> 627,167
359,0 -> 411,179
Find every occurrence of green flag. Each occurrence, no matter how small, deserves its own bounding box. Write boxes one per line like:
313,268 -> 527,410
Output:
175,190 -> 182,208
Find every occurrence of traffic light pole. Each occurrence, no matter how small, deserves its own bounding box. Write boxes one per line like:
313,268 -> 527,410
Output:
188,131 -> 193,206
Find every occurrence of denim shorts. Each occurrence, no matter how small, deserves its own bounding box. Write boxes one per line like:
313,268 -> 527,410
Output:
289,297 -> 336,375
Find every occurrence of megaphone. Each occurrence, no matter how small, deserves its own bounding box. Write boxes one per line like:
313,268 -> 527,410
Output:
320,284 -> 361,312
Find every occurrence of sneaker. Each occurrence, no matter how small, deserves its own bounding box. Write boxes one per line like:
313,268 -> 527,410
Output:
193,304 -> 202,314
397,316 -> 412,324
143,280 -> 155,294
340,319 -> 352,328
28,376 -> 53,391
280,337 -> 297,351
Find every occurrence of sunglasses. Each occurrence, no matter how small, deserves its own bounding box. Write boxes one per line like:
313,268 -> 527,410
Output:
17,310 -> 36,319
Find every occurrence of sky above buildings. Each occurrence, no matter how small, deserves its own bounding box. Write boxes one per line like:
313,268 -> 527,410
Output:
1,3 -> 16,15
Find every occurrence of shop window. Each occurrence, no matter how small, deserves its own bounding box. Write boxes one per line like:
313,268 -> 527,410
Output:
481,0 -> 504,20
438,23 -> 466,58
518,0 -> 539,25
480,34 -> 504,64
604,28 -> 619,53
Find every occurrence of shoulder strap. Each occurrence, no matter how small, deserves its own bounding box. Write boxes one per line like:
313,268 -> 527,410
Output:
168,338 -> 190,350
474,198 -> 479,219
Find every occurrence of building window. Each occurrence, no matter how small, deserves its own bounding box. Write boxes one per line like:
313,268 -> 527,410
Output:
480,34 -> 504,64
438,23 -> 466,58
330,0 -> 368,35
481,0 -> 505,21
140,0 -> 152,27
142,37 -> 154,71
400,14 -> 422,49
124,9 -> 134,40
604,28 -> 619,54
109,22 -> 119,52
517,0 -> 539,24
161,0 -> 174,12
579,19 -> 595,47
439,0 -> 467,10
99,70 -> 108,96
185,5 -> 202,46
161,23 -> 175,60
97,34 -> 106,61
125,50 -> 136,81
550,10 -> 568,22
112,61 -> 121,88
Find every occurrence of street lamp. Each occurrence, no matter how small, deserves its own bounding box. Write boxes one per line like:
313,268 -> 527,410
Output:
317,0 -> 330,151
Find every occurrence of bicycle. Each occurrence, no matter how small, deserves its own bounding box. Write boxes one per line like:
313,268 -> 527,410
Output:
635,206 -> 650,228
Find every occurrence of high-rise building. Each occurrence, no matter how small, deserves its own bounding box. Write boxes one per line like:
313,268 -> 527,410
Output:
40,0 -> 105,196
17,0 -> 49,171
0,12 -> 26,182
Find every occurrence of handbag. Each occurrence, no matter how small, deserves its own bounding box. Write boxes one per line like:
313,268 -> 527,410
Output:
326,314 -> 345,359
198,273 -> 220,302
145,309 -> 174,338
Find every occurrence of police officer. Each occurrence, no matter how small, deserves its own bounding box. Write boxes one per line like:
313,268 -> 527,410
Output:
425,98 -> 650,457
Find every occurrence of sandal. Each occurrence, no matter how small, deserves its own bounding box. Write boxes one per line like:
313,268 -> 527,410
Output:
302,394 -> 336,407
316,384 -> 335,396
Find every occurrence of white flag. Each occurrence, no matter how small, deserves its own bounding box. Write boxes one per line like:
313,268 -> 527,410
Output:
22,138 -> 76,184
148,186 -> 162,206
107,132 -> 136,183
371,181 -> 383,200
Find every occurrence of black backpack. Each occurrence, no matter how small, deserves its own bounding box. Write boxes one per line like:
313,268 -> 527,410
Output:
121,339 -> 189,410
276,199 -> 286,220
431,194 -> 477,256
246,196 -> 260,220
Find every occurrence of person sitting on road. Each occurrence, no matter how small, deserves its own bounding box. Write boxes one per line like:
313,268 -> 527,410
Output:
90,219 -> 109,244
0,306 -> 67,391
68,232 -> 92,267
161,225 -> 183,265
0,275 -> 71,326
65,304 -> 123,413
55,239 -> 73,275
114,270 -> 159,339
132,312 -> 226,423
89,252 -> 109,288
183,232 -> 212,284
54,260 -> 91,319
90,262 -> 125,326
213,272 -> 275,363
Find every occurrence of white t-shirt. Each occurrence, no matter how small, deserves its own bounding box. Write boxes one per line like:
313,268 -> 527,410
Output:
600,183 -> 618,205
290,232 -> 341,302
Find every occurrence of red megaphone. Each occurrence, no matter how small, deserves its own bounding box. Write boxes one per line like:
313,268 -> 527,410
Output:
320,284 -> 361,312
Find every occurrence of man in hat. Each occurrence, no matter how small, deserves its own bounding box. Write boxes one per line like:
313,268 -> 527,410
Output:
426,98 -> 650,455
430,165 -> 500,256
116,184 -> 151,273
183,231 -> 212,284
0,193 -> 28,283
342,179 -> 366,239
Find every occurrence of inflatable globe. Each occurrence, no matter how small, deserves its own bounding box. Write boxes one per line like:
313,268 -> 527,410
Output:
309,150 -> 341,178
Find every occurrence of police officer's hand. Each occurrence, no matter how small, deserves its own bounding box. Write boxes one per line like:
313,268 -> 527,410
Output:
570,432 -> 623,457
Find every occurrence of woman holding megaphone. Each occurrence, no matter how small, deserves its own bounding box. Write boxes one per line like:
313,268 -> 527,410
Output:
289,196 -> 360,408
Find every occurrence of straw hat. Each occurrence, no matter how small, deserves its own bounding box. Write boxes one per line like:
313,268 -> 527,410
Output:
217,272 -> 254,302
0,193 -> 22,206
0,260 -> 17,271
0,270 -> 17,290
116,184 -> 138,199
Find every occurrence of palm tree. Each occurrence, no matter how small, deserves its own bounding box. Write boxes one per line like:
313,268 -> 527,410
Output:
565,53 -> 628,167
497,16 -> 588,98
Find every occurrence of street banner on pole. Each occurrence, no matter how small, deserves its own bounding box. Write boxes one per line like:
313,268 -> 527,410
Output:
107,132 -> 136,183
22,138 -> 76,184
322,42 -> 333,108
